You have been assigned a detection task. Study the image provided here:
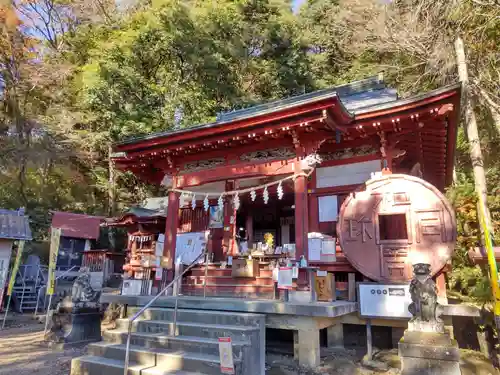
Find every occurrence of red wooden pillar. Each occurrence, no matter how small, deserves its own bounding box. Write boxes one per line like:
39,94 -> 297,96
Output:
223,180 -> 236,257
308,170 -> 319,233
295,173 -> 309,288
163,190 -> 180,280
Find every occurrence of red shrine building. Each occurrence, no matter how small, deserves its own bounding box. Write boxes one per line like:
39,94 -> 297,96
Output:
99,75 -> 463,369
111,75 -> 460,296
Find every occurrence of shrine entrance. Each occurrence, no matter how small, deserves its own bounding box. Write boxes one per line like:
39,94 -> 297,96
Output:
235,178 -> 295,251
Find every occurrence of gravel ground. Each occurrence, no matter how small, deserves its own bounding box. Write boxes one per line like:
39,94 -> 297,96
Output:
0,319 -> 85,375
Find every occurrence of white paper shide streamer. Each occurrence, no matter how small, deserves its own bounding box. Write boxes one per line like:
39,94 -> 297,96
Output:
170,156 -> 321,208
203,194 -> 209,212
250,189 -> 256,202
233,193 -> 240,211
218,194 -> 224,212
263,186 -> 269,204
277,181 -> 284,200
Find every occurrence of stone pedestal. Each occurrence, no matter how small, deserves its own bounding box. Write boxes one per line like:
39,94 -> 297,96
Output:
297,329 -> 320,368
399,330 -> 461,375
46,302 -> 102,348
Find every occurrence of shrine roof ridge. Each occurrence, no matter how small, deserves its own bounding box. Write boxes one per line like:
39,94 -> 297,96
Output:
115,75 -> 391,147
353,82 -> 462,115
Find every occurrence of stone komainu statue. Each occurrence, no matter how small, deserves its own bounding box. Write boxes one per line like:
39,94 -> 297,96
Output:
71,271 -> 100,304
408,263 -> 442,327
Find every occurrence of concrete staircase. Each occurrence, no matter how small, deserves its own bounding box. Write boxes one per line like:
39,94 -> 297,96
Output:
71,306 -> 265,375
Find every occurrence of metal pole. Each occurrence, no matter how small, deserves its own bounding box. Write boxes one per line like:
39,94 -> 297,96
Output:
203,252 -> 209,298
123,320 -> 133,375
478,196 -> 500,329
19,272 -> 25,314
172,297 -> 179,337
44,293 -> 53,334
33,286 -> 42,319
1,294 -> 13,330
366,318 -> 373,361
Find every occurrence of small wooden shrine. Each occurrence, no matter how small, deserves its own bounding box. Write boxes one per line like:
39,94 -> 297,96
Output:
110,75 -> 461,301
102,204 -> 167,295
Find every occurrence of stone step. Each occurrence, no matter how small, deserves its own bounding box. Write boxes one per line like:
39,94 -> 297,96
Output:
102,330 -> 248,358
126,307 -> 264,327
71,355 -> 207,375
115,319 -> 259,341
88,342 -> 242,375
71,355 -> 147,375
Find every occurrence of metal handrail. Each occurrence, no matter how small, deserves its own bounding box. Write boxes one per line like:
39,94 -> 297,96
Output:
34,265 -> 79,318
123,250 -> 207,375
17,269 -> 27,313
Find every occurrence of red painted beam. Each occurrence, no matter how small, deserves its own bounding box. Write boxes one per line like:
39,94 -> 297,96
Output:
175,158 -> 301,188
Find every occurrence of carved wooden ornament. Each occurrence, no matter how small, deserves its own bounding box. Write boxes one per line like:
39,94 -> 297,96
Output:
337,174 -> 456,282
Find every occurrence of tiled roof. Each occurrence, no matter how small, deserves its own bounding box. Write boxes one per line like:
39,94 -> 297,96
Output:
51,211 -> 104,240
116,75 -> 398,146
0,208 -> 33,240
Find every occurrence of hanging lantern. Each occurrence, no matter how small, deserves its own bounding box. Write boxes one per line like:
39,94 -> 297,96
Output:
233,193 -> 240,211
277,181 -> 284,200
203,194 -> 209,212
191,194 -> 196,210
250,189 -> 256,202
218,194 -> 224,211
263,186 -> 269,204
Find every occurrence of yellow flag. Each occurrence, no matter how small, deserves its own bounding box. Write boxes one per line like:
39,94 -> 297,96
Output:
46,228 -> 62,296
7,241 -> 25,296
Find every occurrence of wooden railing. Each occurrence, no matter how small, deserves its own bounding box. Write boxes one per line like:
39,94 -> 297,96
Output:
82,250 -> 106,272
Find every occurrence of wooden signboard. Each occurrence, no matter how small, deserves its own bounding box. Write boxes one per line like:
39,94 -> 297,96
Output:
231,258 -> 259,278
315,272 -> 333,302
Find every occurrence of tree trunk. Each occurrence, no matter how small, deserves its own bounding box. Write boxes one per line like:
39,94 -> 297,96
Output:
476,85 -> 500,137
454,36 -> 494,238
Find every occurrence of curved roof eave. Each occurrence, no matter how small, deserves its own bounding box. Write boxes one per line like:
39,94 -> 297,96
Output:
114,76 -> 386,150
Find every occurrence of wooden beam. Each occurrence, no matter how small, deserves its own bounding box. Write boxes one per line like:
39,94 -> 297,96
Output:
175,158 -> 300,188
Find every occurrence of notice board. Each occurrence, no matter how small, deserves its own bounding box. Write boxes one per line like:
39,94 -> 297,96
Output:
358,282 -> 412,319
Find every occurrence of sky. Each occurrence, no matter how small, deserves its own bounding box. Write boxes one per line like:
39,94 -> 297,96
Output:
292,0 -> 306,13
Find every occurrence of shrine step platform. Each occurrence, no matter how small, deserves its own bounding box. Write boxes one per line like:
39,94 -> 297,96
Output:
181,263 -> 351,300
101,295 -> 357,318
99,295 -> 357,369
182,265 -> 276,299
71,306 -> 265,375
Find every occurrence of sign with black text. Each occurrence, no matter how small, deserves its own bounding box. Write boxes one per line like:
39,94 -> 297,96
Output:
218,337 -> 235,374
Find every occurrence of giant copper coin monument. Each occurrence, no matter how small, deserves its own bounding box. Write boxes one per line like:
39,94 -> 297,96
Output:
337,174 -> 456,282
